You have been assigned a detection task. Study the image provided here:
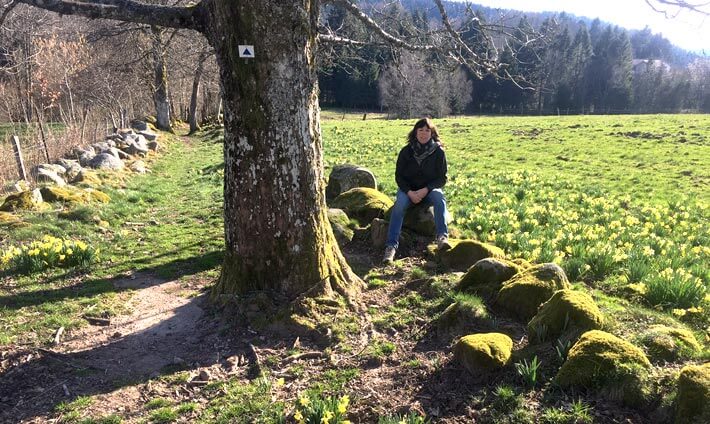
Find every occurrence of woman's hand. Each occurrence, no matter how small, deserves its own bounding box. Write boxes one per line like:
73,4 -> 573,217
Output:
407,188 -> 429,204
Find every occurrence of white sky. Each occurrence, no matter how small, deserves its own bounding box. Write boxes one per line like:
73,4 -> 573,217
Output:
464,0 -> 709,53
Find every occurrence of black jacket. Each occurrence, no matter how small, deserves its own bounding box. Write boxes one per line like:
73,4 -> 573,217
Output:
395,142 -> 447,193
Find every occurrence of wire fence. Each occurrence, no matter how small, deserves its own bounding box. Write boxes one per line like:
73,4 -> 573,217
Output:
0,123 -> 109,196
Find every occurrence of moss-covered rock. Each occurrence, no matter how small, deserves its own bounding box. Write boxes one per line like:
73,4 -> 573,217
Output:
496,264 -> 571,321
436,297 -> 489,335
435,239 -> 505,271
555,330 -> 652,407
454,333 -> 513,374
675,362 -> 710,424
639,325 -> 702,362
73,170 -> 102,187
457,258 -> 522,298
39,186 -> 110,205
527,289 -> 604,343
331,187 -> 393,226
511,258 -> 534,269
328,208 -> 354,245
0,189 -> 45,211
0,211 -> 21,226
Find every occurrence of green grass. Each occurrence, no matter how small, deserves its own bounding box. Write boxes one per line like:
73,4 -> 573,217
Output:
322,114 -> 709,314
0,131 -> 224,345
198,376 -> 285,423
0,114 -> 708,421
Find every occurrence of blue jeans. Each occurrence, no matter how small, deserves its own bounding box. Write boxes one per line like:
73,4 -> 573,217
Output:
386,188 -> 448,249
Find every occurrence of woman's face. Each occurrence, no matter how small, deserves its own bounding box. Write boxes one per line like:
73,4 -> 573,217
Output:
416,125 -> 432,144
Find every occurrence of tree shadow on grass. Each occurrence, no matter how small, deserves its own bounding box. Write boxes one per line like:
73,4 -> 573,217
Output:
0,250 -> 223,310
0,295 -> 244,422
0,246 -> 248,423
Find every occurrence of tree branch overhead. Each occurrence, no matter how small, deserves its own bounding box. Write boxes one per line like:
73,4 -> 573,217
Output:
14,0 -> 207,31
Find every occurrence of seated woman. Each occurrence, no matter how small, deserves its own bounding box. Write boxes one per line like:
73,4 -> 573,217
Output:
383,118 -> 450,264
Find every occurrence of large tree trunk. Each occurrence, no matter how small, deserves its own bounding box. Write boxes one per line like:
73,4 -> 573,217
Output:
150,26 -> 172,132
204,0 -> 361,302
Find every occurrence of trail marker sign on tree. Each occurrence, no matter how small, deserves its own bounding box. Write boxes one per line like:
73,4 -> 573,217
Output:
238,45 -> 254,58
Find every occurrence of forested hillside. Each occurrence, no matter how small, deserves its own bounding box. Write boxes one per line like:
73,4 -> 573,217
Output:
319,0 -> 709,115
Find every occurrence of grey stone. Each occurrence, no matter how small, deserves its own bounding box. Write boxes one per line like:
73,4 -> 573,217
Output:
36,168 -> 66,186
370,218 -> 388,248
89,153 -> 124,170
147,140 -> 159,152
531,263 -> 569,286
36,163 -> 66,175
130,120 -> 149,131
56,159 -> 82,182
328,208 -> 354,245
139,131 -> 158,141
78,151 -> 96,167
129,160 -> 147,174
326,164 -> 377,202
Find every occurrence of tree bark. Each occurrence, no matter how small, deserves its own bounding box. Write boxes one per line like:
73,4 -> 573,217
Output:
16,0 -> 363,306
150,26 -> 172,132
188,50 -> 209,134
202,0 -> 361,302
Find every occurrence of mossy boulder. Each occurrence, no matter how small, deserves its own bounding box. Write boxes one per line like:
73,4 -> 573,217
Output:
39,186 -> 110,205
639,325 -> 702,362
527,289 -> 604,343
434,239 -> 505,271
331,187 -> 393,226
454,333 -> 513,374
457,258 -> 522,298
675,362 -> 710,424
326,164 -> 377,202
0,189 -> 45,211
328,208 -> 354,245
74,170 -> 102,187
555,330 -> 652,407
0,211 -> 21,226
436,297 -> 489,335
496,263 -> 571,321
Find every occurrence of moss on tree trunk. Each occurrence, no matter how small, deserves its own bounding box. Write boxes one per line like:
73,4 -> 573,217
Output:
205,0 -> 363,313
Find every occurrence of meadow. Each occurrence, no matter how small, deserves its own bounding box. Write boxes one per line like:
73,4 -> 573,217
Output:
0,114 -> 708,423
322,114 -> 709,315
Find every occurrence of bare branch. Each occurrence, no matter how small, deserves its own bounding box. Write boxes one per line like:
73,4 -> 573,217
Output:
0,0 -> 18,25
14,0 -> 206,31
326,0 -> 437,51
318,33 -> 371,46
645,0 -> 710,16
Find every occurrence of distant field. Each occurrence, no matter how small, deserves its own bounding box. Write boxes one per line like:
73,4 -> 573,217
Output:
322,114 -> 709,309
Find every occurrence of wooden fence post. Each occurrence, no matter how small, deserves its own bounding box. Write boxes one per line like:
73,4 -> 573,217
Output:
11,136 -> 28,181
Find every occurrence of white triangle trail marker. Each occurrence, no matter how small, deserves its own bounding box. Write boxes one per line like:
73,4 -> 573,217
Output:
239,45 -> 255,58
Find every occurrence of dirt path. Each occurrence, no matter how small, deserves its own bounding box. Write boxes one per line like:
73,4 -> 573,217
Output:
0,272 -> 237,423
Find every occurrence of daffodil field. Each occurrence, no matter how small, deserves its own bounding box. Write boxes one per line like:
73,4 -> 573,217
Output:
322,114 -> 709,317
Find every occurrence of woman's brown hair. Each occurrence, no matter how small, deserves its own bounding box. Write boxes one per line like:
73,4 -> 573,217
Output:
406,118 -> 441,145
